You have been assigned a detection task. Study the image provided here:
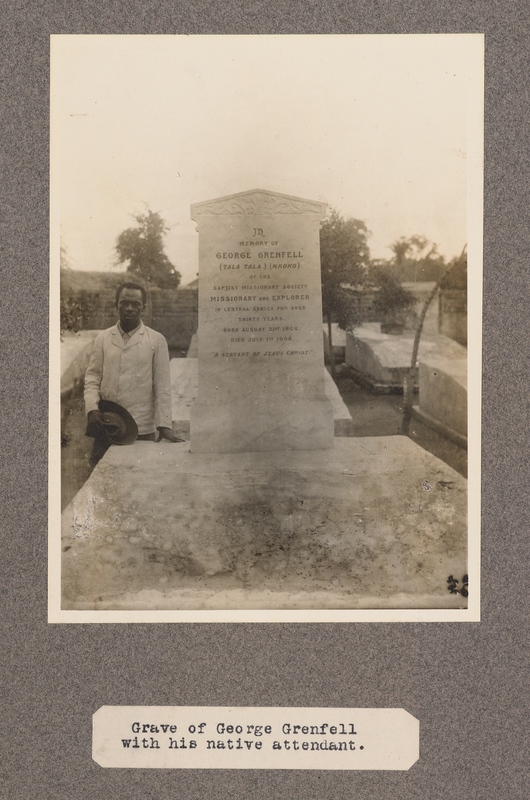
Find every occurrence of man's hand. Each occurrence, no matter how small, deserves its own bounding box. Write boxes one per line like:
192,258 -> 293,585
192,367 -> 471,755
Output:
157,426 -> 184,443
86,409 -> 105,436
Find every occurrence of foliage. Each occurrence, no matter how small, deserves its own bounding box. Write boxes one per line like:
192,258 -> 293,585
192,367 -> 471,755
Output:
60,284 -> 90,333
320,209 -> 371,329
440,251 -> 467,290
370,262 -> 415,316
115,209 -> 181,289
390,235 -> 446,282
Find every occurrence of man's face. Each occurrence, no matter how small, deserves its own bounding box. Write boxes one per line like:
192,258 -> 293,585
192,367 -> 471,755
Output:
117,288 -> 145,330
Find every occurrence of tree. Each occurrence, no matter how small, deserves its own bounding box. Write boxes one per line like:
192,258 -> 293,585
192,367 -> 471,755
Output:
115,209 -> 181,289
389,235 -> 446,282
370,261 -> 415,332
320,210 -> 371,377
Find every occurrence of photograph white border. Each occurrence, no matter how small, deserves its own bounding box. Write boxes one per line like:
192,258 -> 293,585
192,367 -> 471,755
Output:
48,33 -> 483,623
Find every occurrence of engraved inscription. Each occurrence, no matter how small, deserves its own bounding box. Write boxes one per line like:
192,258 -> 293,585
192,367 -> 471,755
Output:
206,237 -> 314,358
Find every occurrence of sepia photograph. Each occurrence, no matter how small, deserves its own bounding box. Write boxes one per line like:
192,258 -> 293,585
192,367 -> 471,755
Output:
49,34 -> 483,621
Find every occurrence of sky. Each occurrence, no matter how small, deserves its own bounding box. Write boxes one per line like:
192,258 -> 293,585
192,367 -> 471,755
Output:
52,34 -> 482,286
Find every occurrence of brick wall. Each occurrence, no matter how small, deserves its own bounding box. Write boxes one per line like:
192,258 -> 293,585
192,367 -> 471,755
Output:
148,288 -> 198,353
61,271 -> 198,352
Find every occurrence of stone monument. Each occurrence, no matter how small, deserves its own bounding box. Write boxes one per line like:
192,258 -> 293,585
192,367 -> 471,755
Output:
190,189 -> 334,453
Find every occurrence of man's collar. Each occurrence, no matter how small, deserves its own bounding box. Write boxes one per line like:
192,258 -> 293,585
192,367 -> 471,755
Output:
117,320 -> 143,337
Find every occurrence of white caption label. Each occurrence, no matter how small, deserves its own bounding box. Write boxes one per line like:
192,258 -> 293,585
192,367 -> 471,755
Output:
93,706 -> 419,770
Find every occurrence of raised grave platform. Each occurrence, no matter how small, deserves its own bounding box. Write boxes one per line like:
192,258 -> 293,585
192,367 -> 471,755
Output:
61,436 -> 467,611
322,323 -> 347,362
60,330 -> 99,395
171,358 -> 354,438
345,323 -> 467,393
412,358 -> 467,447
186,333 -> 198,357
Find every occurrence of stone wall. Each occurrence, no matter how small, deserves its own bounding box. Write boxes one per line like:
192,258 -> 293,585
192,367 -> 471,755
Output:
439,289 -> 467,347
327,289 -> 380,324
334,284 -> 438,331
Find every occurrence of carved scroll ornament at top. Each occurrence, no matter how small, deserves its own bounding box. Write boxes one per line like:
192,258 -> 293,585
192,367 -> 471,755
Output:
193,193 -> 325,216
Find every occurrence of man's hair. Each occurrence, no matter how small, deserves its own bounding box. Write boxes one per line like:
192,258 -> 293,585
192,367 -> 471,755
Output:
115,281 -> 147,306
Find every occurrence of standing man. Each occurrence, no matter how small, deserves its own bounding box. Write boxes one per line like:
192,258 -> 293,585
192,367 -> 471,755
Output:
85,280 -> 181,464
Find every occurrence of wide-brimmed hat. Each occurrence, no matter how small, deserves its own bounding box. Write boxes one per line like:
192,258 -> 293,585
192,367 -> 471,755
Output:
98,399 -> 138,445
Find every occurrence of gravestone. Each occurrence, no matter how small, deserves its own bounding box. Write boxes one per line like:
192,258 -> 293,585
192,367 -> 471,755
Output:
190,189 -> 334,453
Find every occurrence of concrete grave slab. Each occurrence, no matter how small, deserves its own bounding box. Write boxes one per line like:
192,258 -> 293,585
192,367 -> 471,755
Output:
61,437 -> 467,611
412,359 -> 468,446
323,322 -> 347,362
170,358 -> 198,440
345,323 -> 467,393
60,330 -> 99,395
186,333 -> 198,357
171,358 -> 353,438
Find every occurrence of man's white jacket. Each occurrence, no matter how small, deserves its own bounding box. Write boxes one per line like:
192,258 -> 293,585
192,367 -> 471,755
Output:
84,322 -> 173,435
